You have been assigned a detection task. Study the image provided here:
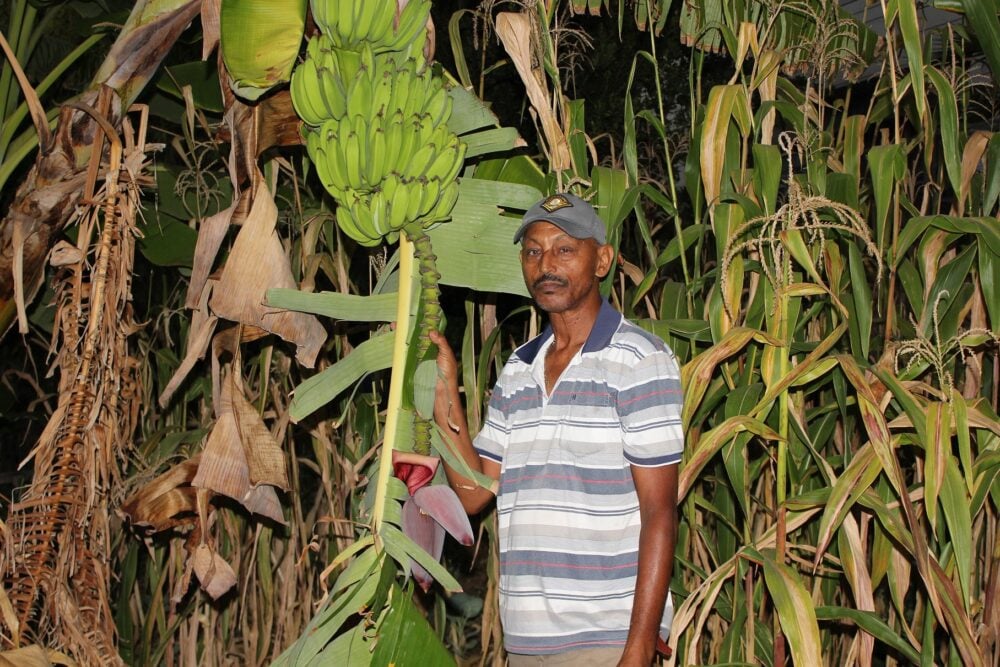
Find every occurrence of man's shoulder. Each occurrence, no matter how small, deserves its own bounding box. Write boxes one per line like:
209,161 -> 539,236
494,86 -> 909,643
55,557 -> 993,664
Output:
609,316 -> 674,358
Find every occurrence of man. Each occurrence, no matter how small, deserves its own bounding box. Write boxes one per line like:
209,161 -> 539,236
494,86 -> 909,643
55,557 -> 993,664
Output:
429,193 -> 683,666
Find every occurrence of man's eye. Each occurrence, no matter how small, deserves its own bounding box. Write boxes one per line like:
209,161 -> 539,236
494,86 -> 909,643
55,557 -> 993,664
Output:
524,248 -> 540,257
558,246 -> 575,254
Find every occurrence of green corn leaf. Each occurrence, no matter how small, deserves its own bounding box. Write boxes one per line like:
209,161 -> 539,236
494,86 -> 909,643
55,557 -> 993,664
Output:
984,133 -> 1000,214
446,13 -> 476,91
848,242 -> 874,361
781,229 -> 824,286
814,607 -> 920,664
873,368 -> 928,444
868,144 -> 905,252
654,224 -> 707,268
842,115 -> 866,188
813,444 -> 882,565
978,240 -> 1000,330
289,332 -> 395,422
681,327 -> 781,428
951,390 -> 974,493
958,0 -> 1000,86
678,415 -> 782,501
701,85 -> 751,212
751,143 -> 781,215
758,549 -> 823,666
888,0 -> 926,120
919,243 -> 976,339
925,67 -> 962,204
939,455 -> 973,609
923,401 -> 949,530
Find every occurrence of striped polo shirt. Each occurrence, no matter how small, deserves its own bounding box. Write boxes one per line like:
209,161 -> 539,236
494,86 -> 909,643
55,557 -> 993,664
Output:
474,299 -> 684,655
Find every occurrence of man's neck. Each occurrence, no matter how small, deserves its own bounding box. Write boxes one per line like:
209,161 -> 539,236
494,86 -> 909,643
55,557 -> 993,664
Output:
546,293 -> 603,351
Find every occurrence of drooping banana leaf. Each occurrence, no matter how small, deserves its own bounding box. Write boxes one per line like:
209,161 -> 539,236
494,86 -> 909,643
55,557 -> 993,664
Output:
219,0 -> 307,100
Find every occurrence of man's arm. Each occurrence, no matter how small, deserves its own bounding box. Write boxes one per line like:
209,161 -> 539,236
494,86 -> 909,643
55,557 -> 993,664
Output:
429,330 -> 499,515
619,463 -> 679,667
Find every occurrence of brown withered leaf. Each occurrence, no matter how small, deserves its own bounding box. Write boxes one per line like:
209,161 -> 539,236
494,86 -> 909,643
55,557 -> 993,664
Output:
185,191 -> 248,310
208,176 -> 326,366
257,90 -> 304,154
192,373 -> 287,523
191,543 -> 237,600
119,458 -> 201,532
0,645 -> 74,667
159,286 -> 218,408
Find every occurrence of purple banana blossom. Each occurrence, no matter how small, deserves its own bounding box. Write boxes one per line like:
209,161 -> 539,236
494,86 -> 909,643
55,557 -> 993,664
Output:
391,451 -> 474,591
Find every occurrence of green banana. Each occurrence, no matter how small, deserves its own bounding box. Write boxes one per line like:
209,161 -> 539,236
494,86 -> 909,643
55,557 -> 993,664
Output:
367,126 -> 387,186
368,0 -> 397,46
387,0 -> 430,53
346,66 -> 373,120
404,178 -> 423,221
316,63 -> 348,119
418,176 -> 442,217
428,179 -> 460,222
402,142 -> 437,181
290,61 -> 326,126
343,131 -> 365,190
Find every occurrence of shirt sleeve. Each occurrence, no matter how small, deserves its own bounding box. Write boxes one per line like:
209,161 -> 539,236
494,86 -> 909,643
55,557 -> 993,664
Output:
617,346 -> 684,467
473,376 -> 509,464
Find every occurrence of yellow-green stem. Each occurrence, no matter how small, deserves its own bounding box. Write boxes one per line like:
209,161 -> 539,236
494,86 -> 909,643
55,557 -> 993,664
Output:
372,234 -> 414,531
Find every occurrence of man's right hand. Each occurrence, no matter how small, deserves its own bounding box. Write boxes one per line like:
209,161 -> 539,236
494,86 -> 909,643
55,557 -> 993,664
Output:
427,329 -> 500,515
429,329 -> 461,433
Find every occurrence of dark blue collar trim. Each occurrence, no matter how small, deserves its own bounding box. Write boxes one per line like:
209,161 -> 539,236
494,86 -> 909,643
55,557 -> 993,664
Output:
513,299 -> 621,364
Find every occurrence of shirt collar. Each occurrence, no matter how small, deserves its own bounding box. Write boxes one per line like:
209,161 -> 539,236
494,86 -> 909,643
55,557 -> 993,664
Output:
513,298 -> 622,364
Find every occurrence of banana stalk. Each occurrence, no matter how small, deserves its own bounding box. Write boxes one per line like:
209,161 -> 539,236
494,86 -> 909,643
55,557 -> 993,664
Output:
405,222 -> 442,455
372,234 -> 414,531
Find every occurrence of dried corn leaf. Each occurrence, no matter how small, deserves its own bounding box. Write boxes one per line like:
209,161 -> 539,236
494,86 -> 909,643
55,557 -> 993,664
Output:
208,178 -> 326,366
192,543 -> 237,600
495,12 -> 571,171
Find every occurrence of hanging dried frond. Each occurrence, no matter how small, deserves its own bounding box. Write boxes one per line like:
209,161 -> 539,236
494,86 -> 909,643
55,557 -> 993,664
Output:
0,91 -> 150,664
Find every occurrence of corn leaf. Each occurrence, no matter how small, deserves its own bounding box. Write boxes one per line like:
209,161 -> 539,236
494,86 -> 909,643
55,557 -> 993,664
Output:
758,549 -> 823,665
814,607 -> 920,664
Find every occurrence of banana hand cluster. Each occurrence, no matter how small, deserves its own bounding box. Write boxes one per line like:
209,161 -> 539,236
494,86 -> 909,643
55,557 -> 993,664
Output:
312,0 -> 430,54
292,0 -> 465,245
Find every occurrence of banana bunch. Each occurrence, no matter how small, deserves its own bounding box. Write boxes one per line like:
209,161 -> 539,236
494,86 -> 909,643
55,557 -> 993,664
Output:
293,46 -> 453,131
292,0 -> 466,245
312,0 -> 430,54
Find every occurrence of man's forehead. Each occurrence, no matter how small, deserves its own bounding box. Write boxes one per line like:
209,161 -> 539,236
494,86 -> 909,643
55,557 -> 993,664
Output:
520,221 -> 584,243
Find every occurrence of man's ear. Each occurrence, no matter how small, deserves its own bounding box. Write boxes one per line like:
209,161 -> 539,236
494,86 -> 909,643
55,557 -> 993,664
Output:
594,242 -> 615,278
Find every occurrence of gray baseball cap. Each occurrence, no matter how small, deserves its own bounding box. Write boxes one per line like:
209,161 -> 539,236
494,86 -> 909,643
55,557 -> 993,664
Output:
513,193 -> 607,245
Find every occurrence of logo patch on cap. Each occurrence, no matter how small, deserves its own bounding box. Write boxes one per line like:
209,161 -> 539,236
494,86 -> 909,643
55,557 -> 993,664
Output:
540,194 -> 572,212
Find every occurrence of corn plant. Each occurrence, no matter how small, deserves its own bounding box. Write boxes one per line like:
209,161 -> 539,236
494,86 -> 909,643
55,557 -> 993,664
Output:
638,1 -> 1000,664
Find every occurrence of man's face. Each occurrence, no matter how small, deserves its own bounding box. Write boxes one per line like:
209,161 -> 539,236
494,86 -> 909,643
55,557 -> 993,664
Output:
519,221 -> 613,314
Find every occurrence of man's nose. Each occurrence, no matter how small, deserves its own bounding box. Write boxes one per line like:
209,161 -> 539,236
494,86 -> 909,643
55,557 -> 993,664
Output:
539,247 -> 558,273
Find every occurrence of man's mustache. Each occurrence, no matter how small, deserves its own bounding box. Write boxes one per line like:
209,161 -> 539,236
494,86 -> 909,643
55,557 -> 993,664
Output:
532,274 -> 568,289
